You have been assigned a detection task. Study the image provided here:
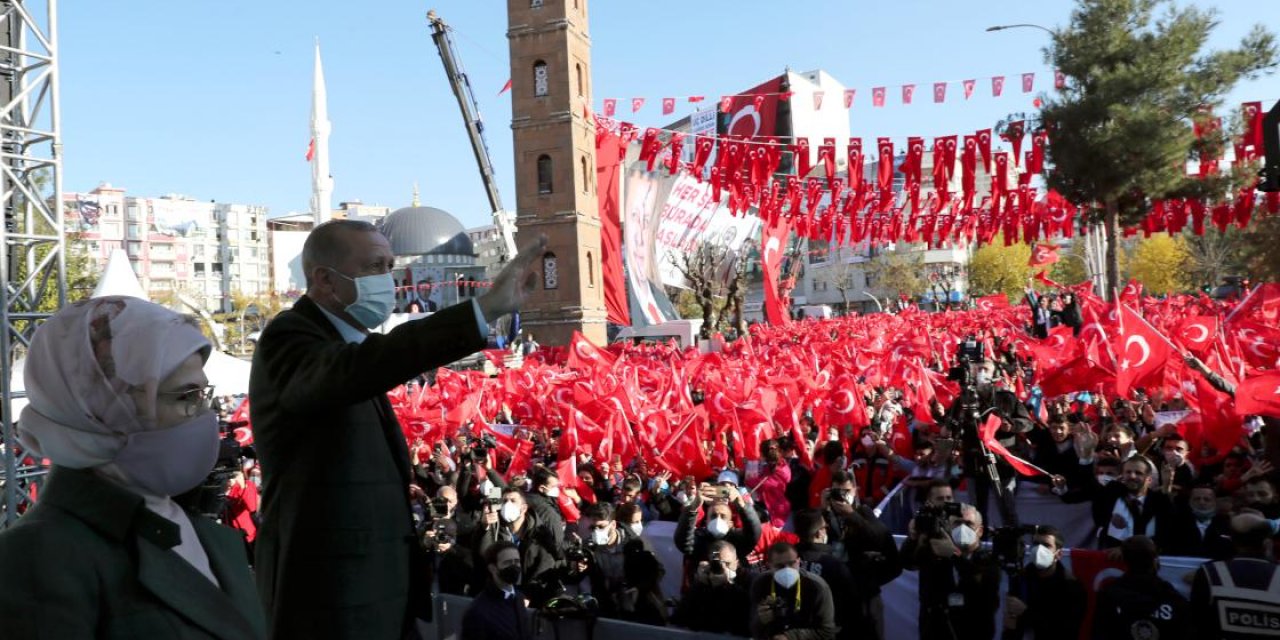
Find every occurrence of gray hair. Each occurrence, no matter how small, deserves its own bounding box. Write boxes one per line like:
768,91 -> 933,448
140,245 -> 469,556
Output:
960,503 -> 983,529
301,219 -> 379,287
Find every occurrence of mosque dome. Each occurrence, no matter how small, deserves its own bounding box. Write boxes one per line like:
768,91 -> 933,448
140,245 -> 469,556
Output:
379,206 -> 474,258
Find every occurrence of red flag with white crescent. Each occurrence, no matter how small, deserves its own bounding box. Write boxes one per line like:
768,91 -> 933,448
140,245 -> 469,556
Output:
1113,303 -> 1173,398
979,415 -> 1046,477
1028,243 -> 1060,267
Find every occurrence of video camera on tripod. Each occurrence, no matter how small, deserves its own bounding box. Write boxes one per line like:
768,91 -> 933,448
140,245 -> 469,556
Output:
914,501 -> 965,538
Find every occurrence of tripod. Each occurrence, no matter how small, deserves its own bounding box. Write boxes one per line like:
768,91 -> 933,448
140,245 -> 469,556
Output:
951,374 -> 1019,528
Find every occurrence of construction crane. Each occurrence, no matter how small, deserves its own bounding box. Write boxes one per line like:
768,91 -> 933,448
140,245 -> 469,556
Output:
426,9 -> 518,264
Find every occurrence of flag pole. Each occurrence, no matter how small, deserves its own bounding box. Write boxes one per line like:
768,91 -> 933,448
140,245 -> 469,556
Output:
1223,284 -> 1258,325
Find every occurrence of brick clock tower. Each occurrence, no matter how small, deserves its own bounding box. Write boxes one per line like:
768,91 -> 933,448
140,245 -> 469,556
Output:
507,0 -> 607,347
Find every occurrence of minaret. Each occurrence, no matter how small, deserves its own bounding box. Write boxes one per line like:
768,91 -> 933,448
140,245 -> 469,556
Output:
310,39 -> 334,224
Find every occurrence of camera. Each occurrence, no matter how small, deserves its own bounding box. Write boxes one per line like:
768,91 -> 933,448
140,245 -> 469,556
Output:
482,484 -> 504,506
469,434 -> 498,463
564,533 -> 592,568
990,525 -> 1039,575
708,558 -> 727,575
914,502 -> 964,538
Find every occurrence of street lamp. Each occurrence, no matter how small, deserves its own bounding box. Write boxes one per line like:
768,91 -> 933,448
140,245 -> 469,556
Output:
985,23 -> 1054,35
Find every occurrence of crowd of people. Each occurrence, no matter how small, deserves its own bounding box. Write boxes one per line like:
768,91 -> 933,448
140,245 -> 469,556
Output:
0,219 -> 1276,640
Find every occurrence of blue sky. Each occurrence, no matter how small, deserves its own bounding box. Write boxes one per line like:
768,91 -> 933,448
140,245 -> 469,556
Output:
61,0 -> 1279,229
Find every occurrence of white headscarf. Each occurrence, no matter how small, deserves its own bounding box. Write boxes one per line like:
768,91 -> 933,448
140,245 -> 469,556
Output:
18,296 -> 211,468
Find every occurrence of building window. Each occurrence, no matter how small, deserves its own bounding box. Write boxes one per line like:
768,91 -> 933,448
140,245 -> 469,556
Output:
542,252 -> 558,289
533,61 -> 548,97
581,155 -> 590,193
537,154 -> 553,194
575,63 -> 584,98
586,251 -> 594,287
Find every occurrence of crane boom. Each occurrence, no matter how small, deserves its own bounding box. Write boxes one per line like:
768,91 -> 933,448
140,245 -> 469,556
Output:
426,9 -> 517,262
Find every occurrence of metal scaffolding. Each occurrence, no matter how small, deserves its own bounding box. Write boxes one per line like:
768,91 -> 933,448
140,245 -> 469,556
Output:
1,0 -> 63,529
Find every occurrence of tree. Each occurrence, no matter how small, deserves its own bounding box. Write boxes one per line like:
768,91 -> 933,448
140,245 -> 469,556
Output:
813,245 -> 862,314
864,249 -> 924,303
1126,233 -> 1192,294
1047,240 -> 1090,287
969,241 -> 1036,299
1240,213 -> 1280,282
1183,226 -> 1249,289
1042,0 -> 1276,300
669,243 -> 749,340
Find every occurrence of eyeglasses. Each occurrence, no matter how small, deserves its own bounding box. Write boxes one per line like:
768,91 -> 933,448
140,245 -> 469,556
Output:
158,384 -> 217,417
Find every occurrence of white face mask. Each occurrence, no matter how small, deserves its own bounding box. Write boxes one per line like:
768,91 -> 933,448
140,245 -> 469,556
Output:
1096,474 -> 1116,486
1191,506 -> 1216,522
500,502 -> 522,523
329,269 -> 396,329
773,567 -> 800,589
113,412 -> 220,497
1031,544 -> 1055,570
674,491 -> 689,505
629,522 -> 644,537
861,435 -> 875,449
707,517 -> 731,538
951,524 -> 978,548
544,486 -> 561,499
591,527 -> 611,546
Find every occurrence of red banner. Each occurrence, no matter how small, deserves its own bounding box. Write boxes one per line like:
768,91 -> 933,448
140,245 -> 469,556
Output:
596,129 -> 630,325
760,212 -> 792,325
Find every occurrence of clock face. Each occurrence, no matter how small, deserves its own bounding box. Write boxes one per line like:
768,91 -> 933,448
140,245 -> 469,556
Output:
543,255 -> 558,289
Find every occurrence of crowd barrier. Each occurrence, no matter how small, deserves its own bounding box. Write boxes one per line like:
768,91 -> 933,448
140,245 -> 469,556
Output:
420,520 -> 1210,640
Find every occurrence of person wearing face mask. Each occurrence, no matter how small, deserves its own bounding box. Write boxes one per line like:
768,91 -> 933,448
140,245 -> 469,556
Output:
914,503 -> 1001,640
674,482 -> 762,587
1002,526 -> 1086,640
820,472 -> 901,640
250,220 -> 545,640
748,542 -> 836,640
460,541 -> 533,640
793,511 -> 860,640
577,502 -> 640,619
615,503 -> 646,540
674,541 -> 752,636
475,488 -> 567,604
1091,536 -> 1191,640
523,467 -> 566,553
1165,484 -> 1233,560
0,297 -> 266,638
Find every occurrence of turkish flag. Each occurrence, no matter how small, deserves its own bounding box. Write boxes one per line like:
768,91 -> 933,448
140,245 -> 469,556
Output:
1174,315 -> 1217,354
1230,282 -> 1280,325
1054,70 -> 1066,89
1070,549 -> 1129,640
1119,280 -> 1143,304
975,293 -> 1010,311
992,76 -> 1005,97
980,415 -> 1045,476
876,138 -> 895,193
1028,243 -> 1060,267
901,84 -> 915,105
1236,371 -> 1280,417
872,87 -> 886,107
1021,73 -> 1035,93
812,91 -> 824,110
662,97 -> 675,115
498,78 -> 513,95
760,211 -> 793,325
933,82 -> 947,103
1113,303 -> 1173,397
304,138 -> 315,162
566,331 -> 618,371
963,79 -> 976,99
843,89 -> 856,108
1242,101 -> 1264,153
631,97 -> 645,113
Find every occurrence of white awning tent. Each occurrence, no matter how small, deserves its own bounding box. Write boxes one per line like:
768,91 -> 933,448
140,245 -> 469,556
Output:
6,249 -> 251,413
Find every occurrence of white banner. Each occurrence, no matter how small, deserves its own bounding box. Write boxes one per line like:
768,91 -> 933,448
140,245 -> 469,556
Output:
652,172 -> 760,289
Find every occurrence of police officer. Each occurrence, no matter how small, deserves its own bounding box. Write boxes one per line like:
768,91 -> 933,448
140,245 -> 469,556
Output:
1190,513 -> 1280,639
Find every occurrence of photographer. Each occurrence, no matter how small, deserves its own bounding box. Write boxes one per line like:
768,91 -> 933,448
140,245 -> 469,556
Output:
793,510 -> 858,640
944,353 -> 1033,527
674,483 -> 762,586
748,541 -> 836,640
913,503 -> 1001,640
673,540 -> 752,635
579,502 -> 641,618
820,473 -> 901,639
1002,525 -> 1085,640
476,487 -> 570,606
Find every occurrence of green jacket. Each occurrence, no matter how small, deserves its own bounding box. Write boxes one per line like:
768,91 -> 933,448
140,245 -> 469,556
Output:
0,466 -> 265,639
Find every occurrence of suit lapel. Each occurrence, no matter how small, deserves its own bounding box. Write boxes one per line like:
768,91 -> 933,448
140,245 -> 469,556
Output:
136,534 -> 259,640
194,520 -> 267,638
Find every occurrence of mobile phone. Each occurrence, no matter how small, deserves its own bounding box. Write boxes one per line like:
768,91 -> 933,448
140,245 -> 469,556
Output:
716,486 -> 732,499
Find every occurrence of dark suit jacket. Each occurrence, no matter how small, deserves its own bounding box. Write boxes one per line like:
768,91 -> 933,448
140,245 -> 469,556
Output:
1089,483 -> 1176,550
1164,511 -> 1233,559
0,466 -> 265,639
250,295 -> 484,639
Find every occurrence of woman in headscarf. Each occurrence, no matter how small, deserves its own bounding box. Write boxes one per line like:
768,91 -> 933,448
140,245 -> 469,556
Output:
0,296 -> 265,639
